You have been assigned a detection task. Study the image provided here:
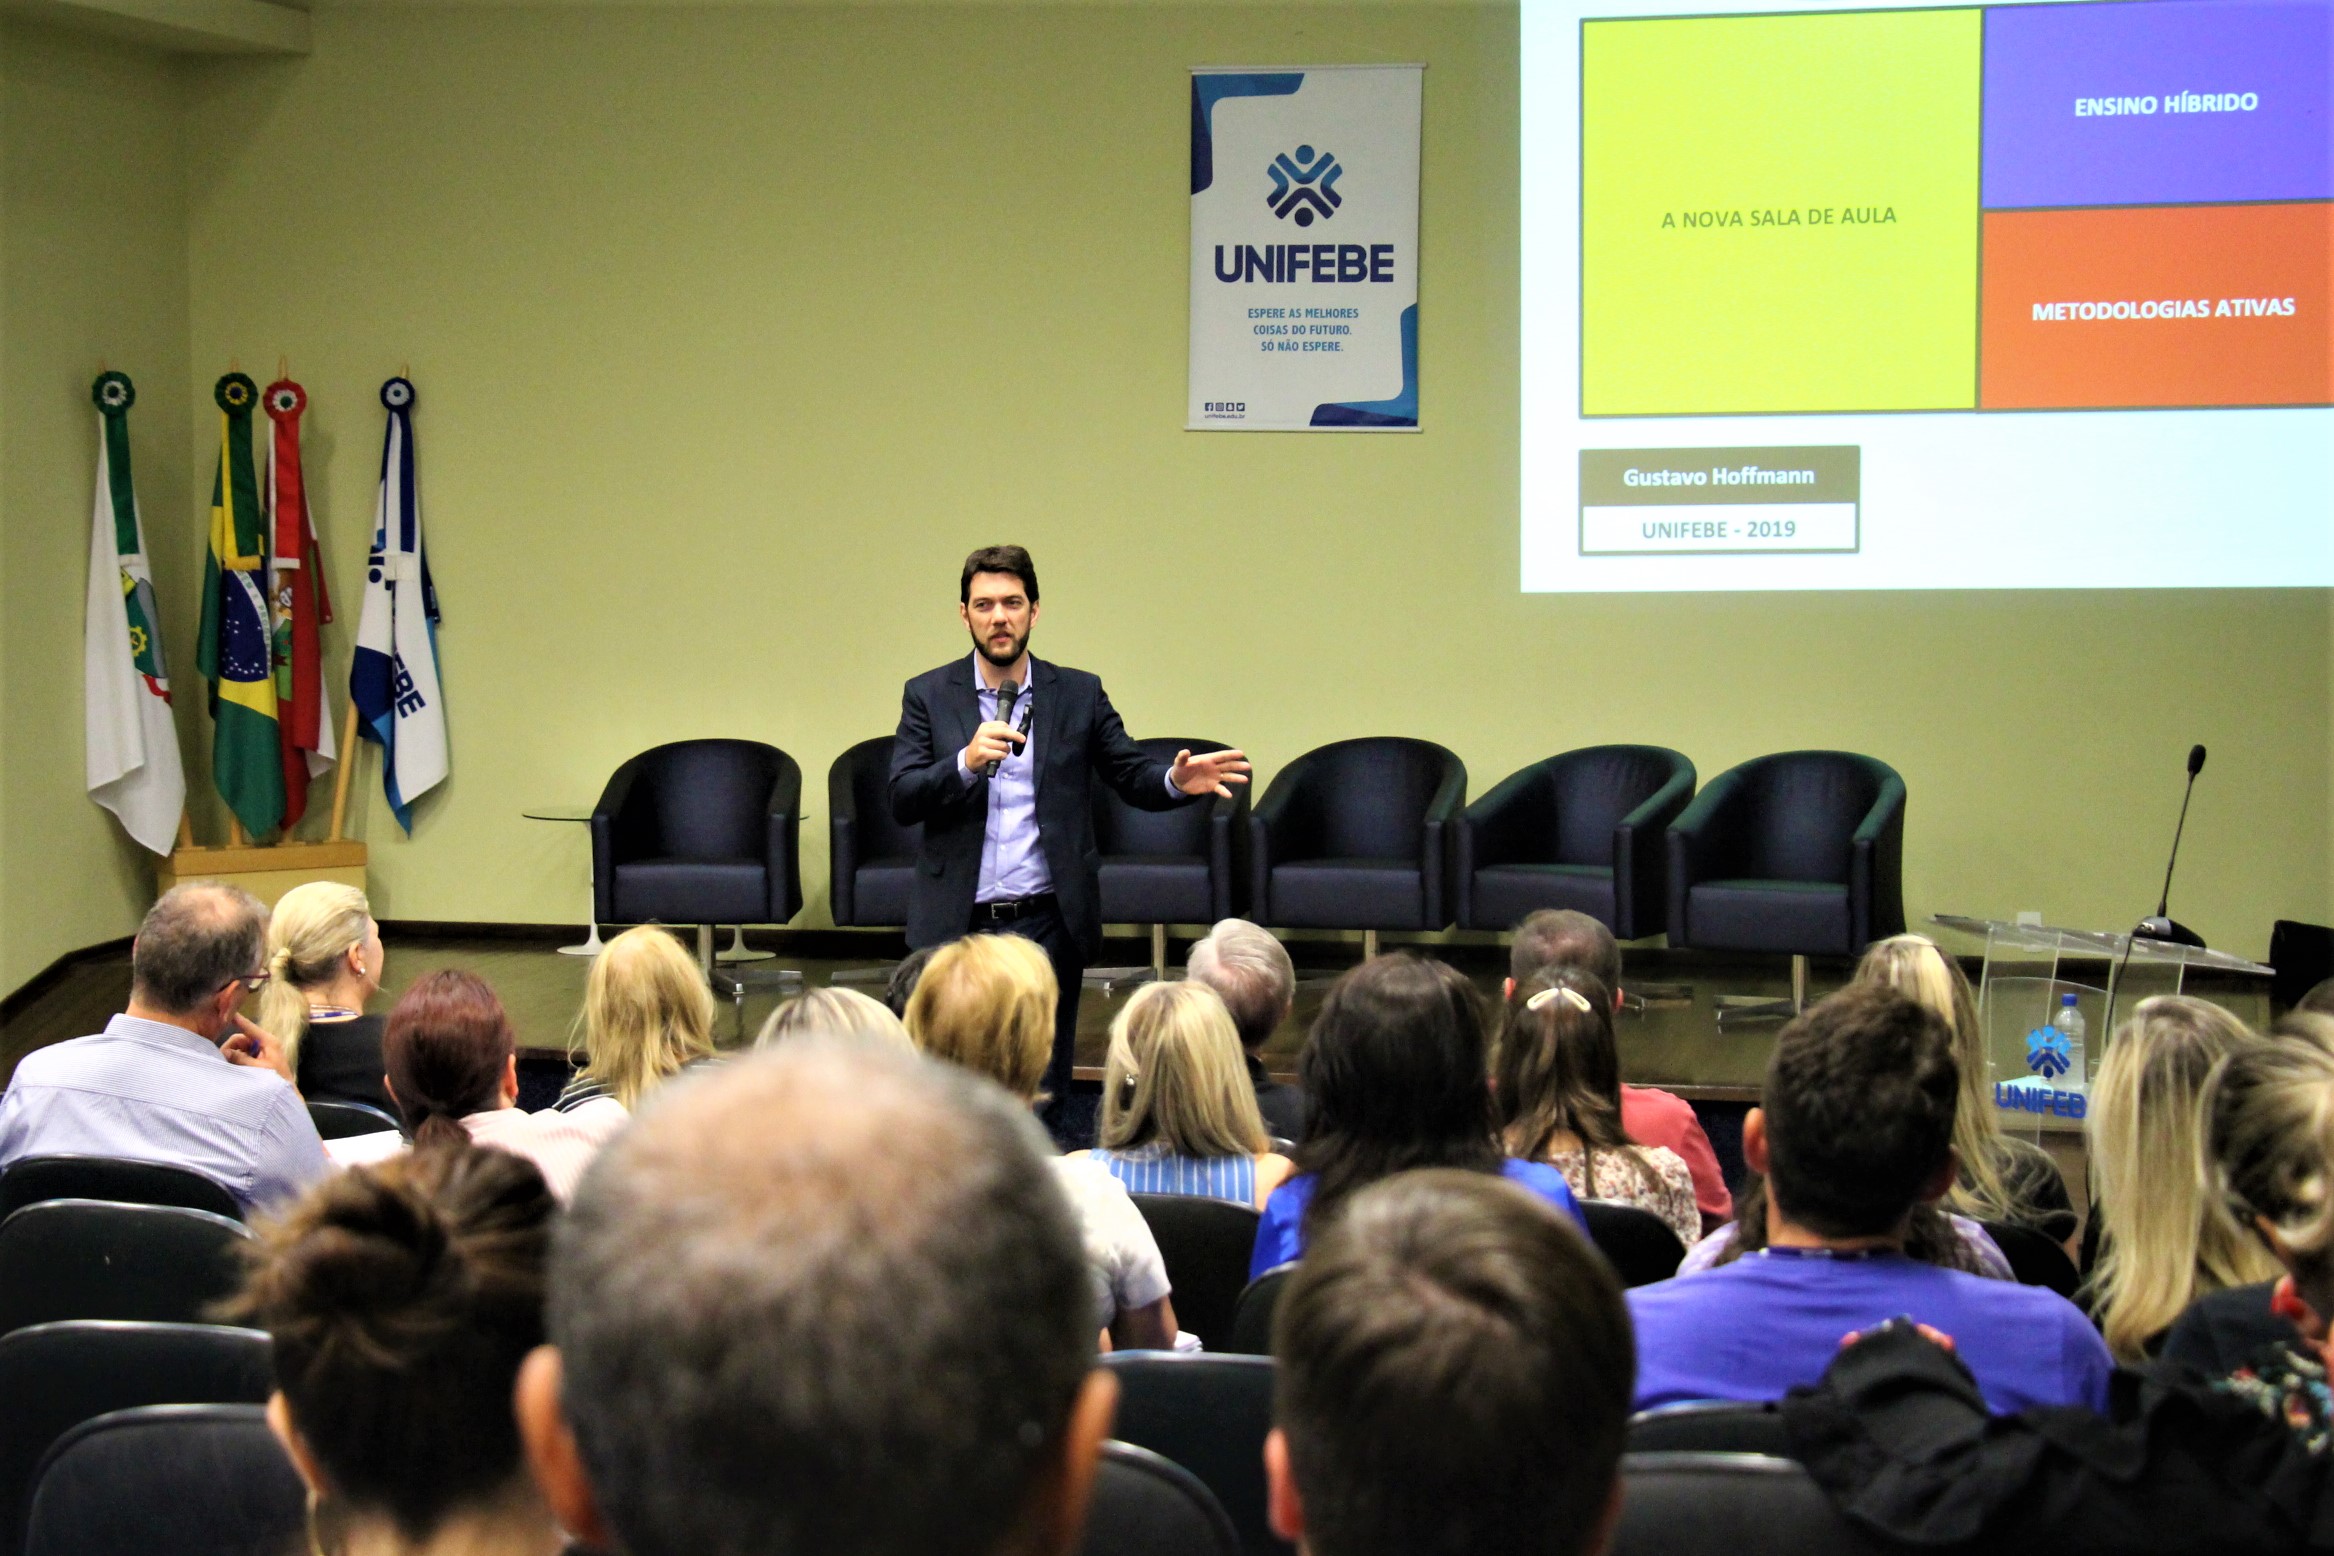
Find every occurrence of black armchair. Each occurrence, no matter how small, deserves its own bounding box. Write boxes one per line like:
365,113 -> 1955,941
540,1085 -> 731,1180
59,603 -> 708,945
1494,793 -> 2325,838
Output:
828,737 -> 920,928
1249,738 -> 1467,953
1093,738 -> 1246,980
1455,745 -> 1694,937
1666,751 -> 1905,1018
591,740 -> 804,968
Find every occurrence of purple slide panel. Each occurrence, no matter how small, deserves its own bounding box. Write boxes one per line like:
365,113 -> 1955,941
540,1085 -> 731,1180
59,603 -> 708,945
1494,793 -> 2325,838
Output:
1983,0 -> 2332,209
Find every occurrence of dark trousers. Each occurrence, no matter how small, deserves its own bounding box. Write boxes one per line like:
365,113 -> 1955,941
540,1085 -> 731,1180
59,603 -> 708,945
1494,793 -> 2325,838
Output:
967,895 -> 1084,1109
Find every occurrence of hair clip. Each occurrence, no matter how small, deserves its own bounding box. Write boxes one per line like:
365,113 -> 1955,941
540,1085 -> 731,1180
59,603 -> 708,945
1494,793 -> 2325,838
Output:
1526,985 -> 1593,1014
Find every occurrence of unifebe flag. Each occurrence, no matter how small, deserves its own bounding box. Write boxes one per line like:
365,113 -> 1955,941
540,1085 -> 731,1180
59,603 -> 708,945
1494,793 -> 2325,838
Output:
349,376 -> 447,832
83,371 -> 186,854
196,372 -> 286,838
264,378 -> 337,829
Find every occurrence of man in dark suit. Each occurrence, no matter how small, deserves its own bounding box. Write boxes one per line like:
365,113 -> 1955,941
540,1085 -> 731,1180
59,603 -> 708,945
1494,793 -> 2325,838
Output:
891,545 -> 1250,1112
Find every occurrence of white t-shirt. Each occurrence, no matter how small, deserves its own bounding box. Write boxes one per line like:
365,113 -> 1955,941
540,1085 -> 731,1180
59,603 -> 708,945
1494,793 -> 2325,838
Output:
1051,1155 -> 1172,1327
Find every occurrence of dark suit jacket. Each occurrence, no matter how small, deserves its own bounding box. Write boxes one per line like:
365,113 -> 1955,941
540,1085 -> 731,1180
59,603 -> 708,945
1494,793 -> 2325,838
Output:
890,656 -> 1192,956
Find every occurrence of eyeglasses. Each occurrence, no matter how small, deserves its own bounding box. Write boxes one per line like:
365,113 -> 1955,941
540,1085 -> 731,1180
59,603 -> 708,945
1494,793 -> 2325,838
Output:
221,970 -> 271,994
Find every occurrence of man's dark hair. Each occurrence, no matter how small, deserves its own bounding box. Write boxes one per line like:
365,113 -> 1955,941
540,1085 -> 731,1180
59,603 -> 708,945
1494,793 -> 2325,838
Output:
960,545 -> 1038,604
885,944 -> 936,1020
1761,985 -> 1959,1239
1275,1169 -> 1632,1556
550,1042 -> 1093,1556
1509,909 -> 1620,993
131,882 -> 268,1016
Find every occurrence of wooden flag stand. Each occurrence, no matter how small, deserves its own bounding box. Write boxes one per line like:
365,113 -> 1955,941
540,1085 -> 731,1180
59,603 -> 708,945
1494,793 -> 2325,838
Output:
159,702 -> 369,907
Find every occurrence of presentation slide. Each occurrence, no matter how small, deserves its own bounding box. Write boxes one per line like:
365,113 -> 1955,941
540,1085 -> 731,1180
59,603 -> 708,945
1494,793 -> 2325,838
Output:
1520,0 -> 2334,592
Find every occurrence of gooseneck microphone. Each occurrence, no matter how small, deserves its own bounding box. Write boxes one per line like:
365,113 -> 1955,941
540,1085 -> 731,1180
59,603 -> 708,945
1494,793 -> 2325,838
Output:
984,680 -> 1020,779
2135,743 -> 2207,948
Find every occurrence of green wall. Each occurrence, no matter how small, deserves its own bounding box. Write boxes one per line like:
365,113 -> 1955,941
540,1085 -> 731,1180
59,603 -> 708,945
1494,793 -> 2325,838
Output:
3,2 -> 2328,994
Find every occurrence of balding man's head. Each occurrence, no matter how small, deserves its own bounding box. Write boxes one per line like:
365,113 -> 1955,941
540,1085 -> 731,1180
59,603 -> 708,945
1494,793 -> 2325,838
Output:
130,882 -> 268,1025
533,1042 -> 1105,1556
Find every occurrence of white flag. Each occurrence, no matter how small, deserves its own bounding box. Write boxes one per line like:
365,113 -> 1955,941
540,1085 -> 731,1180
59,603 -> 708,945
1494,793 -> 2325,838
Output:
349,376 -> 446,831
84,373 -> 186,854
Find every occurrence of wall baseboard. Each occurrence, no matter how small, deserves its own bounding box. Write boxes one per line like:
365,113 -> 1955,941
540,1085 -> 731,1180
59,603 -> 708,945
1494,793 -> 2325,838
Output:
1,936 -> 135,1022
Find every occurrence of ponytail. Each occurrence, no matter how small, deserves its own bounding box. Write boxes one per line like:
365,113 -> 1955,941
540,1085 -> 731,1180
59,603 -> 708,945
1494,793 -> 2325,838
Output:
255,944 -> 311,1070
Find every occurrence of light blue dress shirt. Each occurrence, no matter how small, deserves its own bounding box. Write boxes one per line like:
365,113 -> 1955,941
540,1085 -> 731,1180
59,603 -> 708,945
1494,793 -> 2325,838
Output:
0,1013 -> 330,1210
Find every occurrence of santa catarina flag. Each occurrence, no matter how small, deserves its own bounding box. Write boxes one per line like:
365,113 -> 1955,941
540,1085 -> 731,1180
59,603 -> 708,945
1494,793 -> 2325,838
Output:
196,371 -> 286,838
83,371 -> 187,854
264,378 -> 336,828
349,376 -> 446,832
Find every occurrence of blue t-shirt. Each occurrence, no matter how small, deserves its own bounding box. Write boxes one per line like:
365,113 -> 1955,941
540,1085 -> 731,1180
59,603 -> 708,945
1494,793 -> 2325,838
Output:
1250,1159 -> 1585,1278
1627,1247 -> 2114,1415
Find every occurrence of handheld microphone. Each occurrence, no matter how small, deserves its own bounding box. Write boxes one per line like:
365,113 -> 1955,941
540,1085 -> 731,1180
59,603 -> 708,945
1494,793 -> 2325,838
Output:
2135,743 -> 2207,948
984,680 -> 1020,779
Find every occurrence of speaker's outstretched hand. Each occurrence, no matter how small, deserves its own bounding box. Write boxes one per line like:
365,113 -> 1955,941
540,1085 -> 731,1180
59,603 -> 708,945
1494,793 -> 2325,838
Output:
1171,748 -> 1253,799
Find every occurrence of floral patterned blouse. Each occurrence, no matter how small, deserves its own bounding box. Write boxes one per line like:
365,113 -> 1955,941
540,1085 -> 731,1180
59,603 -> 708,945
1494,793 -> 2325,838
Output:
1545,1143 -> 1700,1249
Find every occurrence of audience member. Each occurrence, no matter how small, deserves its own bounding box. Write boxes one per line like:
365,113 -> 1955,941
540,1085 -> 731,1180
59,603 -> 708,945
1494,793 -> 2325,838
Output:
907,934 -> 1177,1348
1627,985 -> 2112,1413
228,1143 -> 562,1556
384,970 -> 626,1201
2087,995 -> 2279,1361
1505,909 -> 1730,1227
1496,969 -> 1698,1247
756,985 -> 915,1050
258,881 -> 393,1113
516,1043 -> 1115,1556
1267,1170 -> 1631,1556
0,882 -> 325,1209
1252,953 -> 1583,1278
884,944 -> 936,1020
557,926 -> 716,1112
1075,981 -> 1294,1209
1186,918 -> 1305,1142
1855,933 -> 2075,1243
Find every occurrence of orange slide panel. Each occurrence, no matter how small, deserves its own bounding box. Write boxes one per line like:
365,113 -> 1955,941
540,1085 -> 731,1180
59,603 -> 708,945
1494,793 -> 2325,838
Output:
1980,202 -> 2334,410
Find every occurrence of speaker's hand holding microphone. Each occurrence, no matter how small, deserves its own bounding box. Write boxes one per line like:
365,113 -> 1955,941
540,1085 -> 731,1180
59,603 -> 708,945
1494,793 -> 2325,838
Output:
964,681 -> 1025,778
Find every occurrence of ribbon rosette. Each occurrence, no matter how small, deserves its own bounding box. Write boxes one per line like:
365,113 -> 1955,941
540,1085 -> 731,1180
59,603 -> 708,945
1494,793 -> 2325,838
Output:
92,371 -> 135,414
215,373 -> 258,414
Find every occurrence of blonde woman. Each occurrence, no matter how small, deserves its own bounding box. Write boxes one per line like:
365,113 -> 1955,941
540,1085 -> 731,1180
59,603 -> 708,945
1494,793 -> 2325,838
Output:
1854,934 -> 2074,1244
2087,995 -> 2281,1361
559,926 -> 716,1113
755,986 -> 915,1051
258,881 -> 392,1112
1073,981 -> 1294,1210
907,935 -> 1178,1350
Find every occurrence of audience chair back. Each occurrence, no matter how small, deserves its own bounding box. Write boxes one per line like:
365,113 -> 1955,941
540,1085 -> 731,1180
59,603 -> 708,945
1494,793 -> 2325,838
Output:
1581,1200 -> 1688,1287
22,1404 -> 303,1556
1094,738 -> 1248,928
1101,1352 -> 1287,1556
1078,1442 -> 1242,1556
0,1321 -> 271,1556
0,1201 -> 253,1337
1608,1452 -> 1897,1556
1625,1403 -> 1792,1458
828,735 -> 922,927
592,738 -> 805,928
1249,737 -> 1467,933
1981,1220 -> 2081,1300
1455,745 -> 1695,938
305,1100 -> 404,1141
1223,1264 -> 1293,1357
1666,751 -> 1906,956
1127,1194 -> 1261,1349
0,1157 -> 240,1224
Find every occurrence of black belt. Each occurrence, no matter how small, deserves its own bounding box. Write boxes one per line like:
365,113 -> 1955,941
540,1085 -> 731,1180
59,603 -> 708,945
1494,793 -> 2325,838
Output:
975,893 -> 1055,924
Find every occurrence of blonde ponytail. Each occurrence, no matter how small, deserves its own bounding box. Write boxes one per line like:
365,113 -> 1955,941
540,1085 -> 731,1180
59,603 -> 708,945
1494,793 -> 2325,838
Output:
261,882 -> 374,1073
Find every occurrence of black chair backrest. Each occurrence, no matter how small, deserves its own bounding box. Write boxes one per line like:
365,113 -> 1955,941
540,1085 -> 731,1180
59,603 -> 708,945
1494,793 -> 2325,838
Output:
1626,1402 -> 1792,1457
23,1404 -> 303,1556
1101,1353 -> 1286,1556
305,1100 -> 403,1141
1545,746 -> 1694,867
1981,1219 -> 2081,1299
1224,1264 -> 1293,1357
1079,1441 -> 1242,1556
629,739 -> 786,859
0,1201 -> 253,1336
837,736 -> 920,862
1127,1194 -> 1261,1350
1580,1200 -> 1686,1287
1727,752 -> 1895,884
0,1322 -> 271,1556
0,1157 -> 240,1223
1609,1452 -> 1897,1556
1289,737 -> 1461,861
2271,919 -> 2334,1011
1093,739 -> 1233,855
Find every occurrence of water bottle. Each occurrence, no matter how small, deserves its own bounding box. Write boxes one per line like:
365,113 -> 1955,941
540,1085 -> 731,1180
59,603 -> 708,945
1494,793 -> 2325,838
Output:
2052,993 -> 2088,1092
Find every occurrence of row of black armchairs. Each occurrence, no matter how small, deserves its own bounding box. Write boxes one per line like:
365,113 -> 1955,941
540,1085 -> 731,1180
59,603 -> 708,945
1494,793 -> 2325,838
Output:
594,737 -> 1906,958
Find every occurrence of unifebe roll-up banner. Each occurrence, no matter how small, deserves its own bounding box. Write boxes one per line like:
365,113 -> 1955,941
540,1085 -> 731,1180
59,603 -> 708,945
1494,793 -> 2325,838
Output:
1189,65 -> 1422,431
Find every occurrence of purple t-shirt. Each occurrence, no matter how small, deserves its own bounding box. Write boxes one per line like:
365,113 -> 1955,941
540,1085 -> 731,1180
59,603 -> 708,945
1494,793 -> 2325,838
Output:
1628,1247 -> 2113,1415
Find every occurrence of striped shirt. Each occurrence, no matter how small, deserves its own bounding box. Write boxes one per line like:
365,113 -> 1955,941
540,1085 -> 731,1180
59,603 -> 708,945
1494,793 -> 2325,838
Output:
1089,1142 -> 1256,1205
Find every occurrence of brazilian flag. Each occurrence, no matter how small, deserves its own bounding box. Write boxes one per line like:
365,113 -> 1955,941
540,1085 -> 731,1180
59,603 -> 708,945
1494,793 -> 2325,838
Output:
196,372 -> 285,837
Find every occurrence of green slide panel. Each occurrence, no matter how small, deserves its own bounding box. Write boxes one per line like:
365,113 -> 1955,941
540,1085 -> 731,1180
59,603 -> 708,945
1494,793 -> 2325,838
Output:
1582,8 -> 1983,417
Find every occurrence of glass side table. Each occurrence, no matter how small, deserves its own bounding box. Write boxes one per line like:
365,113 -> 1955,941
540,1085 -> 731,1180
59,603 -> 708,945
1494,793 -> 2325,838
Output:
522,806 -> 602,956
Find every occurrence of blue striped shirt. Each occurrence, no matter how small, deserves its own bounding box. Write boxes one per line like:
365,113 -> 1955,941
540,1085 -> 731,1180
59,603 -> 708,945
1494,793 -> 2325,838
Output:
1089,1143 -> 1257,1205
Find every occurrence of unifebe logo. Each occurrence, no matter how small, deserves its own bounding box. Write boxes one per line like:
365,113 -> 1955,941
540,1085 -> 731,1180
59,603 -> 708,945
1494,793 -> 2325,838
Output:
2024,1025 -> 2072,1080
1268,145 -> 1343,226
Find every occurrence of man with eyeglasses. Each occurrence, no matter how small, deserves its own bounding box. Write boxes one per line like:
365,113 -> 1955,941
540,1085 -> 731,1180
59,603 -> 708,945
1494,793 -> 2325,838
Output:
0,882 -> 327,1209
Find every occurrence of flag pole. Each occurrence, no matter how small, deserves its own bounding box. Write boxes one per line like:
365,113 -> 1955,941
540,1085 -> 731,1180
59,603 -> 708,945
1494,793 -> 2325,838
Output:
328,700 -> 360,841
228,816 -> 247,847
177,813 -> 195,850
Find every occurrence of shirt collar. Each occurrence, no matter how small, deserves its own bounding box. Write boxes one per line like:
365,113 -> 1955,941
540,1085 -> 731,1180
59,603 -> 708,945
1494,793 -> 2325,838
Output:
969,651 -> 1037,700
103,1011 -> 227,1061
